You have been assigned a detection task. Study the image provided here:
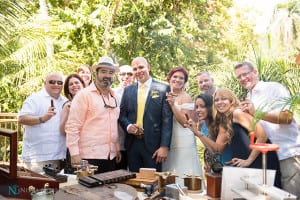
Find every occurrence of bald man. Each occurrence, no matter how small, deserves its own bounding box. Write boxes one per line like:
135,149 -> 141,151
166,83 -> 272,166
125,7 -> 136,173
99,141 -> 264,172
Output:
119,57 -> 173,172
18,72 -> 67,173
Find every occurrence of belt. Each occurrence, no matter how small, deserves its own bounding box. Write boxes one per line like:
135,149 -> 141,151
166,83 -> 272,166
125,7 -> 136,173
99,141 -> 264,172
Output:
135,134 -> 144,139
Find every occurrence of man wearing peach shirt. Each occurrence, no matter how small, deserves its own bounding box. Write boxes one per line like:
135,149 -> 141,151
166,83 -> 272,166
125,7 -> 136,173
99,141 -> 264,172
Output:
65,56 -> 121,173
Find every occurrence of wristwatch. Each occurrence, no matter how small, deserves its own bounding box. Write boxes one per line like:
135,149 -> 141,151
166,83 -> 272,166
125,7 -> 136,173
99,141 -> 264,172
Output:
39,117 -> 45,123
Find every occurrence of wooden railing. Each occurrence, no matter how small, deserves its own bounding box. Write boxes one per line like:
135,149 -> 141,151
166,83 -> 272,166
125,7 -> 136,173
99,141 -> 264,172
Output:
0,113 -> 18,129
0,113 -> 22,162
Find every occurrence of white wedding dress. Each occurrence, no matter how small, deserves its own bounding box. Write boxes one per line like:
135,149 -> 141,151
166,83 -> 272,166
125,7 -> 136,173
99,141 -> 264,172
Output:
162,103 -> 203,186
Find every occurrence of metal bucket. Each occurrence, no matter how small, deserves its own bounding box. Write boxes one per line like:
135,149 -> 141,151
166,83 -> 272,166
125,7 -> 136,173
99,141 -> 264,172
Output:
183,176 -> 202,191
31,188 -> 54,200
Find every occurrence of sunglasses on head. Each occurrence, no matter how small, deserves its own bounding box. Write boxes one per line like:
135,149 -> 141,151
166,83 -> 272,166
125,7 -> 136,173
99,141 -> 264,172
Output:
119,72 -> 133,76
48,80 -> 63,85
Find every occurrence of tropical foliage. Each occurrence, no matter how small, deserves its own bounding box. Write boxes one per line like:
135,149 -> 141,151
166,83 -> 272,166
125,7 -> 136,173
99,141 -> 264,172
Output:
0,0 -> 299,115
268,0 -> 300,56
0,0 -> 236,112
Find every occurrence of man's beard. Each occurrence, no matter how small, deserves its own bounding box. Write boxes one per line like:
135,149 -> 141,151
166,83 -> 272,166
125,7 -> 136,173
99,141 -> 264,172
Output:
97,77 -> 113,88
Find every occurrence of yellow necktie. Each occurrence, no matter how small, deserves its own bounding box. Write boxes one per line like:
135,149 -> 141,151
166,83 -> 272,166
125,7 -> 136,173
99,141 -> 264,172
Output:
136,83 -> 146,127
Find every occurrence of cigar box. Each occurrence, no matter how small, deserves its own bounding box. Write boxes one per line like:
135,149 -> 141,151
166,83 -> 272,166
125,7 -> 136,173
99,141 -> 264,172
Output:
206,172 -> 222,198
121,168 -> 158,192
0,129 -> 59,199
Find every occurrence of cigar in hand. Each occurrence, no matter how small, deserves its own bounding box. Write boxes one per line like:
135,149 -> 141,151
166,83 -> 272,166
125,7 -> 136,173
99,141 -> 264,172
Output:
242,95 -> 246,101
185,113 -> 189,120
50,99 -> 54,111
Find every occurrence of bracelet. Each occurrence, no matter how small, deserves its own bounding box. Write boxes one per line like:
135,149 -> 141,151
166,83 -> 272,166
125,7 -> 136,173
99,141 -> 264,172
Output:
277,112 -> 281,124
39,117 -> 44,123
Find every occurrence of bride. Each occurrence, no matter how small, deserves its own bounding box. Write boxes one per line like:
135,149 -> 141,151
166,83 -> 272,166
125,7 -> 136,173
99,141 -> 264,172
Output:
163,67 -> 202,186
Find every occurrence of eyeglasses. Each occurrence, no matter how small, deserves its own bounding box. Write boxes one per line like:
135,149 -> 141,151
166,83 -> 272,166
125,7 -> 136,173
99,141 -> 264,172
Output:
101,93 -> 118,109
236,71 -> 253,80
48,80 -> 63,85
119,72 -> 133,76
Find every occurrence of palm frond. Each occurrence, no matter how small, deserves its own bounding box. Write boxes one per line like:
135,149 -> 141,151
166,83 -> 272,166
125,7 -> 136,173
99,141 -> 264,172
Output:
280,94 -> 300,116
0,0 -> 29,48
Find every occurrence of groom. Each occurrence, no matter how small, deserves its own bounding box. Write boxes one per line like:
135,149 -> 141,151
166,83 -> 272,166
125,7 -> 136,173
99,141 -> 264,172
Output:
119,57 -> 173,172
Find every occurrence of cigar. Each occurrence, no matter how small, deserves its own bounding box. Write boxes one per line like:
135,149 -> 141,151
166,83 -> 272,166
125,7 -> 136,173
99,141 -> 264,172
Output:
224,160 -> 234,166
242,95 -> 246,101
185,113 -> 189,120
51,99 -> 54,107
169,90 -> 178,97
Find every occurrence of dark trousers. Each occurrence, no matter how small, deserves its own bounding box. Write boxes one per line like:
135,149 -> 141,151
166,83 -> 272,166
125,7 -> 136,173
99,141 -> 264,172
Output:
127,138 -> 162,172
115,150 -> 128,170
84,157 -> 116,174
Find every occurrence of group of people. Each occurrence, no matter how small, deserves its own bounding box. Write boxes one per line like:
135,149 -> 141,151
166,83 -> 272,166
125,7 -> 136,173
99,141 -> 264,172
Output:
18,57 -> 300,198
191,63 -> 300,197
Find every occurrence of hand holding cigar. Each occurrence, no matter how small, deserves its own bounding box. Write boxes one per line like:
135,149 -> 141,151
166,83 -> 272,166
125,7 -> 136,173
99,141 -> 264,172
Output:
185,113 -> 190,121
50,99 -> 55,111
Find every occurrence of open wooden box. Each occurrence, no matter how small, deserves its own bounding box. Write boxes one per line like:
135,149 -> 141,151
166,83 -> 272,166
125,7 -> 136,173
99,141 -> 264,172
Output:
0,128 -> 59,199
121,168 -> 158,192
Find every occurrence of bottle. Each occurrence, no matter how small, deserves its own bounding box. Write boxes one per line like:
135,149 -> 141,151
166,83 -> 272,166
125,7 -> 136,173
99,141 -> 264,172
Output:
80,159 -> 88,172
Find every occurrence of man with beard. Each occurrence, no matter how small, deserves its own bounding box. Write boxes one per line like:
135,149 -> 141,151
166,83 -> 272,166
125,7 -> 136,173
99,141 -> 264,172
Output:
119,57 -> 173,172
65,56 -> 121,173
196,71 -> 217,95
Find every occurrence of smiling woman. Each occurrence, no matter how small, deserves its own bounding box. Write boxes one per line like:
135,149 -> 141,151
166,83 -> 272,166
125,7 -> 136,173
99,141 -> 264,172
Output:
212,88 -> 281,187
63,74 -> 85,101
163,66 -> 203,186
77,65 -> 92,87
60,73 -> 85,174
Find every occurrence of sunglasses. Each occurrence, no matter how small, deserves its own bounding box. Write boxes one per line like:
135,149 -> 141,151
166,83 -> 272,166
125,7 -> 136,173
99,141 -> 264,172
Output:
48,80 -> 63,85
101,93 -> 118,109
119,72 -> 133,76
